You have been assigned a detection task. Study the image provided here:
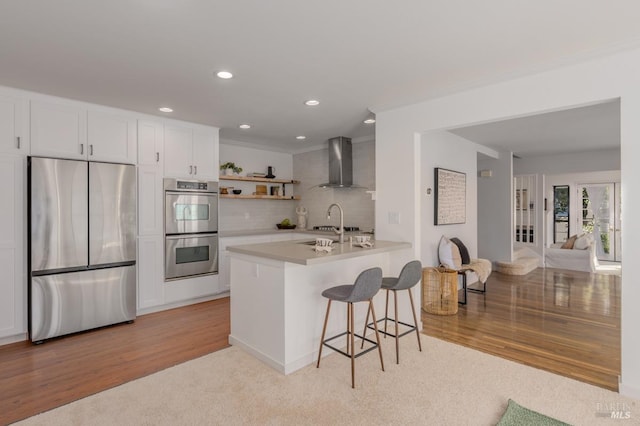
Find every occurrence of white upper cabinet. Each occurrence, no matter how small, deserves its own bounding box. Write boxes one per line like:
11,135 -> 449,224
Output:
138,119 -> 164,167
0,92 -> 29,155
193,126 -> 218,179
30,99 -> 87,160
31,98 -> 138,163
87,109 -> 137,164
164,121 -> 218,180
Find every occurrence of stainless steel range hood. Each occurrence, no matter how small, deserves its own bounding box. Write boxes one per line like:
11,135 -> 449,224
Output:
319,136 -> 354,188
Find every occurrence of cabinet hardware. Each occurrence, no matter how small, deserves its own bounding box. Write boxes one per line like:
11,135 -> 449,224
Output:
190,165 -> 193,174
194,165 -> 198,175
16,136 -> 21,149
80,144 -> 84,155
156,152 -> 160,162
90,144 -> 94,155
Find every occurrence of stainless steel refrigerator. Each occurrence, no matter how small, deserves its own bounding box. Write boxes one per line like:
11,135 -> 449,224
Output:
28,157 -> 136,342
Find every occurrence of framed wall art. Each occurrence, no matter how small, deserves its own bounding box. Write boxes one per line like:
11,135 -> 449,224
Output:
434,167 -> 466,225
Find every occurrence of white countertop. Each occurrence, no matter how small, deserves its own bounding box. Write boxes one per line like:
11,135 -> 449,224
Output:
219,228 -> 372,238
227,238 -> 411,265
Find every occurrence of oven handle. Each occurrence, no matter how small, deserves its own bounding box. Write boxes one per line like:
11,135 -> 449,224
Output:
165,233 -> 218,240
165,191 -> 218,197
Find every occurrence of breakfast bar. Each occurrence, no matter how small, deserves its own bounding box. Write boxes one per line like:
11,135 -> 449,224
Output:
227,238 -> 411,374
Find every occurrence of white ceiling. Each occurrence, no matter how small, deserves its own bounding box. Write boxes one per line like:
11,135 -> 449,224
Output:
449,100 -> 621,158
0,1 -> 639,153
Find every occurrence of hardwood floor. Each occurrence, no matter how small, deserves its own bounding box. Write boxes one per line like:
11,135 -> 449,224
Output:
422,268 -> 621,391
0,298 -> 230,426
1,269 -> 621,424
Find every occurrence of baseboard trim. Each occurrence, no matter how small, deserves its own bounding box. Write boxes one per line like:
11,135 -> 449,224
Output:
0,332 -> 28,347
137,292 -> 229,316
228,334 -> 285,374
619,382 -> 640,399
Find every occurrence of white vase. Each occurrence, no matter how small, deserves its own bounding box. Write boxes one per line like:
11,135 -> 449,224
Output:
224,168 -> 233,176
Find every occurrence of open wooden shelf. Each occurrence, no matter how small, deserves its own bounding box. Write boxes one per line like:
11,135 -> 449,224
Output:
219,194 -> 300,200
219,175 -> 300,184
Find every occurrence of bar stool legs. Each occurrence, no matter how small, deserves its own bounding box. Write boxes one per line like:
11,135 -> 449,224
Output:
317,298 -> 384,388
362,288 -> 422,364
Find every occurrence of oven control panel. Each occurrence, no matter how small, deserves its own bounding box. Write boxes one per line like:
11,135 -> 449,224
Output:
164,178 -> 218,193
177,181 -> 208,190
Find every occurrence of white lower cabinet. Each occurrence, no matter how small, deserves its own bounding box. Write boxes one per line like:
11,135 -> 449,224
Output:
137,235 -> 165,310
0,154 -> 26,341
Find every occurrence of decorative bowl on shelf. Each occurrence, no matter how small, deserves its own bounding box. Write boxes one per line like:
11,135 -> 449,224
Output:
276,224 -> 296,229
232,189 -> 242,195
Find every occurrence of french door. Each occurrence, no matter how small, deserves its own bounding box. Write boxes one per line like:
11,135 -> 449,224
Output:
579,183 -> 621,262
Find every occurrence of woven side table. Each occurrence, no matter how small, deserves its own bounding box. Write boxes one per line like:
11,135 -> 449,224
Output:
421,267 -> 458,315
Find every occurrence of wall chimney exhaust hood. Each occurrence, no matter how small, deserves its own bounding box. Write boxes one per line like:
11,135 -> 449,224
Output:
319,136 -> 356,188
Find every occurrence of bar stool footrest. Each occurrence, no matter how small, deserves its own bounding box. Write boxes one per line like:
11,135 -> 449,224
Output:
366,317 -> 416,339
322,331 -> 380,359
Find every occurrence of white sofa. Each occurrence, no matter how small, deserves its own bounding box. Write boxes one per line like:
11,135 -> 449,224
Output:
545,235 -> 598,273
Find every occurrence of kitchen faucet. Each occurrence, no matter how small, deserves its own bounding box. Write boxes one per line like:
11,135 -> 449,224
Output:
327,203 -> 345,244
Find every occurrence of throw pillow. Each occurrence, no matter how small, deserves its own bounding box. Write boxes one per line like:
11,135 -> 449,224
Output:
574,233 -> 592,250
438,235 -> 462,269
450,237 -> 471,265
561,235 -> 577,249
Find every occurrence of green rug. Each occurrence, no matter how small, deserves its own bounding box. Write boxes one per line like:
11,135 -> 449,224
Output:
496,399 -> 571,426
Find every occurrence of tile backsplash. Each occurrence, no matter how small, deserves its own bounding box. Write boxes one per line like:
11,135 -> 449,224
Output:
293,140 -> 375,232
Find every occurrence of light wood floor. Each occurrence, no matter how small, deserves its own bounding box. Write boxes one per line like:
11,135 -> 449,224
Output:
1,268 -> 621,424
422,267 -> 621,391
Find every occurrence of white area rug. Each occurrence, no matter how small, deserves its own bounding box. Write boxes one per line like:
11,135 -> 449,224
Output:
17,335 -> 639,425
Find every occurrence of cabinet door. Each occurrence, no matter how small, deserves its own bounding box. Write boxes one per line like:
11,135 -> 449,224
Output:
138,166 -> 164,236
0,155 -> 26,339
31,99 -> 87,160
164,124 -> 194,178
0,94 -> 29,154
88,110 -> 137,164
137,235 -> 165,310
219,251 -> 230,292
192,126 -> 219,179
138,119 -> 164,167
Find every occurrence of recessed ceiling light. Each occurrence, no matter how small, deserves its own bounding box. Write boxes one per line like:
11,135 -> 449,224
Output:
304,99 -> 320,106
363,118 -> 376,124
239,124 -> 251,129
158,107 -> 173,113
217,71 -> 233,79
296,136 -> 306,140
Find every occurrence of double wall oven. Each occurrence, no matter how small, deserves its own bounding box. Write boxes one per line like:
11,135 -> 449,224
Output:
164,178 -> 218,280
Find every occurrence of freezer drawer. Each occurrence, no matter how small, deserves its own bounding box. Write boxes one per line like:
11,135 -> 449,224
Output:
30,265 -> 136,342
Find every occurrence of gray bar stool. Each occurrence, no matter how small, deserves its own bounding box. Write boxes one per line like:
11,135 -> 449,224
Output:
316,267 -> 384,388
362,260 -> 422,364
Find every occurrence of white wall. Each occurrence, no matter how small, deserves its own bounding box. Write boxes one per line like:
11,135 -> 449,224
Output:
373,46 -> 640,398
219,142 -> 296,231
420,131 -> 479,267
514,148 -> 620,175
478,152 -> 513,262
293,141 -> 375,231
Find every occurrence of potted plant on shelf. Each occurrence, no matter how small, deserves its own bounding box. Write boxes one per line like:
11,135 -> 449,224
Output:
220,162 -> 243,176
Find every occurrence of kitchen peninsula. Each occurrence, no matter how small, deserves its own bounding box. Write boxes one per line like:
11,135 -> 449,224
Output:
228,238 -> 411,374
